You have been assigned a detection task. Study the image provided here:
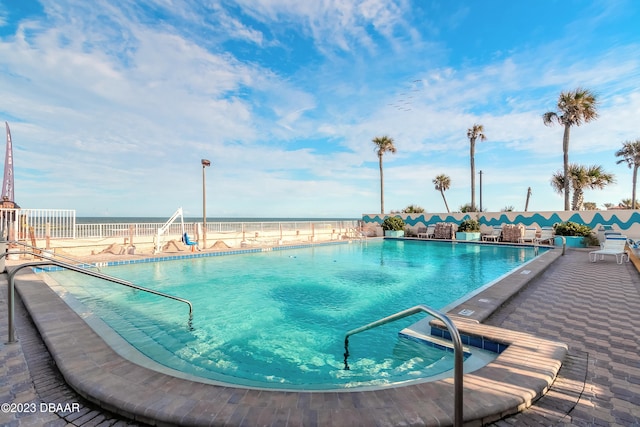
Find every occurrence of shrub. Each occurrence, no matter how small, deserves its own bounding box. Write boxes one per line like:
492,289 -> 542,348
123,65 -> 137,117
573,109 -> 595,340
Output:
458,219 -> 480,232
381,216 -> 405,231
459,203 -> 479,213
402,204 -> 425,213
583,234 -> 600,247
552,221 -> 592,237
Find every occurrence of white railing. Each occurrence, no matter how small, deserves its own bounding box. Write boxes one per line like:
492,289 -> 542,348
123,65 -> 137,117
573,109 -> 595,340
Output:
75,223 -> 169,239
0,209 -> 361,243
1,208 -> 76,240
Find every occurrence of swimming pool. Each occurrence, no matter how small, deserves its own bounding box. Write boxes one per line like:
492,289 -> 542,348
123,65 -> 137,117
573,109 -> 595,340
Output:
45,239 -> 545,390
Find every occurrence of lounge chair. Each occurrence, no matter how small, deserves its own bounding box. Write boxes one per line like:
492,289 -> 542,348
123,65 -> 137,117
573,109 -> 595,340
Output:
589,236 -> 629,264
627,238 -> 640,249
518,227 -> 537,243
534,227 -> 554,245
482,226 -> 502,242
417,225 -> 435,239
601,231 -> 622,244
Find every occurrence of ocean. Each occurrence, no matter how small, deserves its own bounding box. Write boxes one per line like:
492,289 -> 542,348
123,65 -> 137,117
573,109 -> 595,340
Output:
76,217 -> 360,224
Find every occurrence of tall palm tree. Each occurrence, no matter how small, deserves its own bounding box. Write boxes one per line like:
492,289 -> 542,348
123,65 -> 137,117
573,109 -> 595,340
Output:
372,135 -> 396,214
615,139 -> 640,209
467,124 -> 486,212
551,164 -> 615,210
433,174 -> 451,213
543,88 -> 598,210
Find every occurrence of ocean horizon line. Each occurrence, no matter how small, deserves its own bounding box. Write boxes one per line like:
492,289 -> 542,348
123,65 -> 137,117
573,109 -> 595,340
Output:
76,216 -> 361,224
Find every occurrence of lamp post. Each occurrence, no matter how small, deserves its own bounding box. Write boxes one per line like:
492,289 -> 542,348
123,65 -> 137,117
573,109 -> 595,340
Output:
201,159 -> 211,248
479,170 -> 483,212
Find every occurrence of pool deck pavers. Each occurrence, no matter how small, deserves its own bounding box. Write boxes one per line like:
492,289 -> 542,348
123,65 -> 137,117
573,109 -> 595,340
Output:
1,245 -> 639,426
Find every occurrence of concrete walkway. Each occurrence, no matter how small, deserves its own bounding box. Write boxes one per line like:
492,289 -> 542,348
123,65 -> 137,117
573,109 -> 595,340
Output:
1,247 -> 639,426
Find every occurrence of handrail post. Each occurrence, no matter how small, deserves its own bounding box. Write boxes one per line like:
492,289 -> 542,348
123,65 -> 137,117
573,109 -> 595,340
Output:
344,304 -> 464,427
1,252 -> 17,343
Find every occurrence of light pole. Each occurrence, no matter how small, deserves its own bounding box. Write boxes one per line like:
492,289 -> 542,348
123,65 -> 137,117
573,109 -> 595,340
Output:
201,159 -> 211,248
479,170 -> 483,212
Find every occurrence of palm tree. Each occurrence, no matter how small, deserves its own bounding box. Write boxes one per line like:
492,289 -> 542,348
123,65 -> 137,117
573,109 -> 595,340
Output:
620,199 -> 640,209
372,135 -> 396,214
432,174 -> 451,213
467,124 -> 486,212
543,88 -> 598,210
551,164 -> 615,210
615,139 -> 640,209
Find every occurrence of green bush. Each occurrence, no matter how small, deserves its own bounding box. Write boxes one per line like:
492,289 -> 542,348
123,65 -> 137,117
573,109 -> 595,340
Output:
381,216 -> 405,231
458,219 -> 480,232
552,221 -> 592,237
583,234 -> 600,247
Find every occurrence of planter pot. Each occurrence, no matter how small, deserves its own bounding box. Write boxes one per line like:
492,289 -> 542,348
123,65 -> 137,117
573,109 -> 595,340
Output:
555,236 -> 586,248
384,230 -> 405,237
455,231 -> 481,241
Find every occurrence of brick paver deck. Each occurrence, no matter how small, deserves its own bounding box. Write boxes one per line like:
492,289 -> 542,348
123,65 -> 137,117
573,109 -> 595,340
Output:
486,248 -> 640,426
1,245 -> 639,426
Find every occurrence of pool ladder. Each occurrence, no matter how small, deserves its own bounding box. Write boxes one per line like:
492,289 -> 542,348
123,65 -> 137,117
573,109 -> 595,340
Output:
344,305 -> 463,427
2,246 -> 194,344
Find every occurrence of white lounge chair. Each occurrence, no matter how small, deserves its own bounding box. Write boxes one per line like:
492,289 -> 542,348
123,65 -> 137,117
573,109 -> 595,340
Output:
534,227 -> 554,245
518,227 -> 537,243
482,226 -> 502,242
600,231 -> 623,247
417,225 -> 435,239
589,236 -> 629,264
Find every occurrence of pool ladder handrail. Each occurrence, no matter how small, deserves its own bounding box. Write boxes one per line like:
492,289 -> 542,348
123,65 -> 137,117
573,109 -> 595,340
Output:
344,304 -> 463,427
3,249 -> 193,344
8,240 -> 99,270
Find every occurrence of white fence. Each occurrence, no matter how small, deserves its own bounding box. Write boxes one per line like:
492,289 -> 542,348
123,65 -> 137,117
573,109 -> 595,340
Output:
1,208 -> 76,240
0,208 -> 361,242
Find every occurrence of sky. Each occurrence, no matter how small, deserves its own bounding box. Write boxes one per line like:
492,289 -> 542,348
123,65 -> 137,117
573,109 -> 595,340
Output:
1,0 -> 639,218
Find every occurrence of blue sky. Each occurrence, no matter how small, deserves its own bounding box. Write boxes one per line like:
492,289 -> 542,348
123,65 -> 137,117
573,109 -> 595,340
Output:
1,0 -> 639,218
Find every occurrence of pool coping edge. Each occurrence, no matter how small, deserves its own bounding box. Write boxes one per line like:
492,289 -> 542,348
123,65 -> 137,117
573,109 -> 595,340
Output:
13,263 -> 568,427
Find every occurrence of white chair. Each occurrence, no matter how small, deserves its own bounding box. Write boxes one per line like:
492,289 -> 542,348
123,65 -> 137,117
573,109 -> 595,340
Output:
417,225 -> 435,239
600,231 -> 623,248
589,236 -> 629,264
534,227 -> 554,245
482,226 -> 502,242
518,227 -> 537,243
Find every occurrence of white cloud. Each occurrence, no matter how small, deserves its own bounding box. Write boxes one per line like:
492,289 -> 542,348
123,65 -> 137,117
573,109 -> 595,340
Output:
1,1 -> 639,217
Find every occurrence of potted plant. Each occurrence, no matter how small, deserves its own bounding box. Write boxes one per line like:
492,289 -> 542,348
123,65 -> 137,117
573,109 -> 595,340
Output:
552,221 -> 593,248
455,218 -> 481,241
382,216 -> 406,237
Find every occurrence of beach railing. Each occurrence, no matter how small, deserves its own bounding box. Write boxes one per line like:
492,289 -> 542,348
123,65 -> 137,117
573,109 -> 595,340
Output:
0,209 -> 361,248
0,209 -> 361,249
1,208 -> 77,240
75,222 -> 170,239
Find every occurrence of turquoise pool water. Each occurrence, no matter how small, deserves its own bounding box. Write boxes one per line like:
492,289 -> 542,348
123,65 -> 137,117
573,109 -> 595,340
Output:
47,240 -> 544,390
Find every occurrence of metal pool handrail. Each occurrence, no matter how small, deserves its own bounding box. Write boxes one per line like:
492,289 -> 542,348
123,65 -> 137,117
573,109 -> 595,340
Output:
9,240 -> 98,270
3,250 -> 193,344
343,304 -> 464,427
